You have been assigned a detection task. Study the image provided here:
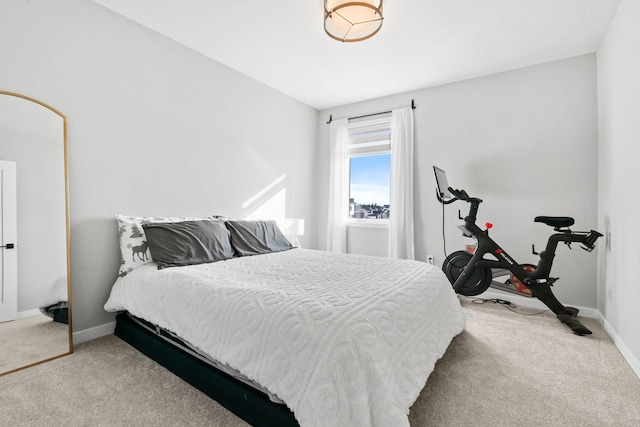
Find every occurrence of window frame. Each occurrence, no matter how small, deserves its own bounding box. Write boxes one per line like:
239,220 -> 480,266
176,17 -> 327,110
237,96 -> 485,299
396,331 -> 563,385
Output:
346,116 -> 392,227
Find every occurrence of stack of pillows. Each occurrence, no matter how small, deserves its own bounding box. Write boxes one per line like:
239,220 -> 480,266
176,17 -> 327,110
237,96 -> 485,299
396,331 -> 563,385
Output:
116,215 -> 293,276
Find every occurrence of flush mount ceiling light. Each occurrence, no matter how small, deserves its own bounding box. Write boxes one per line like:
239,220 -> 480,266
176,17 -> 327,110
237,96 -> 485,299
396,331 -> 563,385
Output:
324,0 -> 384,43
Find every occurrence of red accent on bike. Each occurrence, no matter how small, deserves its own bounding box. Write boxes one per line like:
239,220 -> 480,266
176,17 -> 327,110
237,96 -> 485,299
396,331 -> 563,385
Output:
495,248 -> 503,254
485,222 -> 493,229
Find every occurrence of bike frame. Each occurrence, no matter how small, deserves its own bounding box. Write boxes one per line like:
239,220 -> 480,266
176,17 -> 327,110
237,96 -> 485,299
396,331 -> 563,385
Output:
437,182 -> 602,335
452,198 -> 597,316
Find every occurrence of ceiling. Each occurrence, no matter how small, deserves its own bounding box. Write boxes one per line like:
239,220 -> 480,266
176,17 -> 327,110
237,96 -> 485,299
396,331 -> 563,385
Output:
92,0 -> 621,110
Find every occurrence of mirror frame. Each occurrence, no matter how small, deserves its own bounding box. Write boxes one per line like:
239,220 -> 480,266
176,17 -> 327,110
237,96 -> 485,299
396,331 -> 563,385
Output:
0,90 -> 73,376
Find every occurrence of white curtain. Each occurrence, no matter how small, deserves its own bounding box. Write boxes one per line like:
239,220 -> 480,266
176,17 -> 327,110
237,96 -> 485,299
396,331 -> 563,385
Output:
326,118 -> 350,253
389,107 -> 415,260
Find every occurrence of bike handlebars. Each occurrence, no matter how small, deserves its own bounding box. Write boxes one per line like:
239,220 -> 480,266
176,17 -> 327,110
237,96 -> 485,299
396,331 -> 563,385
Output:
447,187 -> 483,204
580,230 -> 604,251
444,187 -> 483,226
443,187 -> 603,250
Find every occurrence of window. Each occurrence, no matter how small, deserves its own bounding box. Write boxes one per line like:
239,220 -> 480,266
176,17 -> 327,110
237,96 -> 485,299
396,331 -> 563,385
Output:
347,117 -> 391,221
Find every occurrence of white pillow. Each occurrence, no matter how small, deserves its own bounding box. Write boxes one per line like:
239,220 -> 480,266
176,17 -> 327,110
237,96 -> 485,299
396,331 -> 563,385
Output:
116,214 -> 207,276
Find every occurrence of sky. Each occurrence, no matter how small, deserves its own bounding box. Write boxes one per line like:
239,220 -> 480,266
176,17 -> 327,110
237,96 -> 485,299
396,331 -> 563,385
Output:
349,154 -> 390,206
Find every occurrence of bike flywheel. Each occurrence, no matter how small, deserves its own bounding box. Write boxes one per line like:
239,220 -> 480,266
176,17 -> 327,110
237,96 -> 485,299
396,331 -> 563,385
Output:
442,250 -> 492,296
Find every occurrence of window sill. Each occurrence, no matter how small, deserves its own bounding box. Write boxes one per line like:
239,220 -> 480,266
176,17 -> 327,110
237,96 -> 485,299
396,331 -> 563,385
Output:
347,220 -> 389,229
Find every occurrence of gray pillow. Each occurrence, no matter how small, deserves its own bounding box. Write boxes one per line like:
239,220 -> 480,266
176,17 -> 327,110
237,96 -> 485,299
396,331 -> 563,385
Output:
225,220 -> 292,256
142,219 -> 234,269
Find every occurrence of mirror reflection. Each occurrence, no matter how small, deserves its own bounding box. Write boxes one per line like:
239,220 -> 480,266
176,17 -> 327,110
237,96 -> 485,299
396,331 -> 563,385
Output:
0,91 -> 72,375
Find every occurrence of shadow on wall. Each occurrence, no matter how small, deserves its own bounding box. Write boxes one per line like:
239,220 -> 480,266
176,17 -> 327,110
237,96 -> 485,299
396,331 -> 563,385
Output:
602,215 -> 616,322
70,217 -> 124,331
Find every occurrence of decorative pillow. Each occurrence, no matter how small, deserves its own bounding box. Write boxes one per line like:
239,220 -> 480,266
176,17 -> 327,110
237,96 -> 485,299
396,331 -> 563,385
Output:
225,219 -> 292,256
116,214 -> 207,276
142,219 -> 234,269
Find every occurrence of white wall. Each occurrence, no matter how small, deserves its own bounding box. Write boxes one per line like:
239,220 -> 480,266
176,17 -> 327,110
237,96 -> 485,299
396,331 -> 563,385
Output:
0,0 -> 318,332
347,225 -> 388,257
596,0 -> 640,376
317,55 -> 599,309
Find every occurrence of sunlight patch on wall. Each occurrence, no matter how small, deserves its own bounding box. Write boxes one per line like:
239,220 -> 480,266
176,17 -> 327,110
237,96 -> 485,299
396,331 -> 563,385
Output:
242,174 -> 286,228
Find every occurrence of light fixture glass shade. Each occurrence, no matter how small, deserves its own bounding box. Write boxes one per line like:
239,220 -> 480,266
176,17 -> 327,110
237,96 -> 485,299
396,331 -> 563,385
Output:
285,218 -> 305,248
324,0 -> 383,42
285,218 -> 305,236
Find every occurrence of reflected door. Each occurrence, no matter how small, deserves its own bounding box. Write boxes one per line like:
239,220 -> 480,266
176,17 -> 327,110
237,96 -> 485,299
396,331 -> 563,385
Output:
0,161 -> 17,323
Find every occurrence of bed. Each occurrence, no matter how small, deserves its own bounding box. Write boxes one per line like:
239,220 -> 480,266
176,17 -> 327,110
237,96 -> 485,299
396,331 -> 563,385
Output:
40,275 -> 69,324
105,216 -> 465,427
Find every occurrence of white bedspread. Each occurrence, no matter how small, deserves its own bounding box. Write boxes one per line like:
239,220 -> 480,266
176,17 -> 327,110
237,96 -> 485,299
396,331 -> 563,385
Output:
105,248 -> 465,427
39,275 -> 68,309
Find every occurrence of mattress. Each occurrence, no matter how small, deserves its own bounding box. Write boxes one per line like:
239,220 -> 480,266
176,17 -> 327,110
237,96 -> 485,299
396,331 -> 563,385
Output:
105,248 -> 465,427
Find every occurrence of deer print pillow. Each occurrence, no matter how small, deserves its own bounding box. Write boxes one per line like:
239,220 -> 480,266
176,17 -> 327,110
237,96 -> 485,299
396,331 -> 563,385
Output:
116,214 -> 207,276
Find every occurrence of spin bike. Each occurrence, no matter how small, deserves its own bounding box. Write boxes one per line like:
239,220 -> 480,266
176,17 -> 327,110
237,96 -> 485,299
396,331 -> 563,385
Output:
435,168 -> 602,335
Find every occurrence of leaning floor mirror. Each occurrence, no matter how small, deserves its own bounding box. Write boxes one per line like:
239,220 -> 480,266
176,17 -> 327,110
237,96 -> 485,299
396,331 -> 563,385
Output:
0,90 -> 73,375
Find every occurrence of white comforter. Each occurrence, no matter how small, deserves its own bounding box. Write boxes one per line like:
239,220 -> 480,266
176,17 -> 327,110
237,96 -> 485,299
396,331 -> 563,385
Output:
105,248 -> 465,427
39,275 -> 68,309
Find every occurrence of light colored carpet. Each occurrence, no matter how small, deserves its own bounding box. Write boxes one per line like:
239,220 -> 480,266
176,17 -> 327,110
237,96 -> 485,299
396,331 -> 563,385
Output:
0,314 -> 70,374
411,297 -> 640,426
0,297 -> 638,426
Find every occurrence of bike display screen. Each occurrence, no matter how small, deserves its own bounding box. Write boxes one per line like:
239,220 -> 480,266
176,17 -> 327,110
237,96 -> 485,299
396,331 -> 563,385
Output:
433,166 -> 452,199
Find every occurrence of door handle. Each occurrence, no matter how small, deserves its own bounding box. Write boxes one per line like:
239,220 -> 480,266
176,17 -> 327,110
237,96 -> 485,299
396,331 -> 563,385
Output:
1,243 -> 14,249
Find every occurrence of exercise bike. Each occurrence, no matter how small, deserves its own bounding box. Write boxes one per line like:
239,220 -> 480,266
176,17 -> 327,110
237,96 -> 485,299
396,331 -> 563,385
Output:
433,166 -> 602,335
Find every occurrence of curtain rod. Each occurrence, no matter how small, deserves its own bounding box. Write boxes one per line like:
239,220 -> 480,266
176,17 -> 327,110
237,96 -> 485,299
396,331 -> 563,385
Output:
326,99 -> 416,124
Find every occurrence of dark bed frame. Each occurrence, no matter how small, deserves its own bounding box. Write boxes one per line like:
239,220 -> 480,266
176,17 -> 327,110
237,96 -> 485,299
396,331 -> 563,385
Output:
114,312 -> 299,427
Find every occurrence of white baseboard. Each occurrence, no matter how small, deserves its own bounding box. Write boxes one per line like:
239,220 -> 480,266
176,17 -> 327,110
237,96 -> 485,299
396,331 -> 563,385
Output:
17,308 -> 42,319
72,321 -> 115,345
597,313 -> 640,380
478,289 -> 598,318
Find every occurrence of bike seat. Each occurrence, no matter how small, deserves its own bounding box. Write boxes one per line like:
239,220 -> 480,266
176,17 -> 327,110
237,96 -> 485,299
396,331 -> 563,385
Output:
534,216 -> 575,228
